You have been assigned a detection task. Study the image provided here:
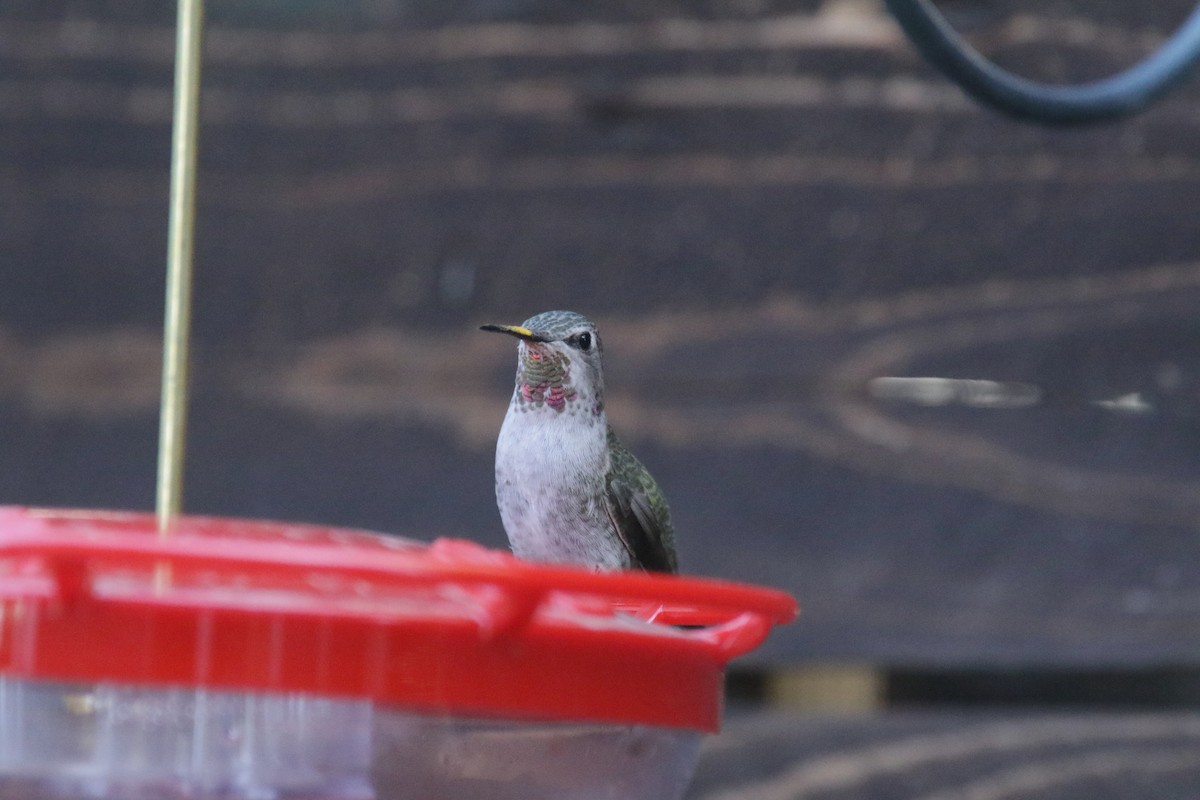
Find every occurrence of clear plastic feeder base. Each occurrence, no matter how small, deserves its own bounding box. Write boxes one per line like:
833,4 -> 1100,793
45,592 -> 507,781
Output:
0,677 -> 373,800
372,714 -> 700,800
0,677 -> 702,800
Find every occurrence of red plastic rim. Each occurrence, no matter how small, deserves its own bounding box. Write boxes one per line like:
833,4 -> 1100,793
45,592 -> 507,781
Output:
0,507 -> 796,732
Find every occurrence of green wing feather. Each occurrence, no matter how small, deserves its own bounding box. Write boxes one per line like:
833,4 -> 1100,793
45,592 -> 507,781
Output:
603,428 -> 678,573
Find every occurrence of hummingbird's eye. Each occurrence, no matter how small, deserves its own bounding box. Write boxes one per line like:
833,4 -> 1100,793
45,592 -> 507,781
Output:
569,332 -> 593,351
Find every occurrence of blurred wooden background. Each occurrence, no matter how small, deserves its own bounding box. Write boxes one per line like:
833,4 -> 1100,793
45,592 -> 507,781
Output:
2,0 -> 1200,796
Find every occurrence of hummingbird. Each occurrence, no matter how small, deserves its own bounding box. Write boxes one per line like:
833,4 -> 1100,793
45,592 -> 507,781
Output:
481,310 -> 678,573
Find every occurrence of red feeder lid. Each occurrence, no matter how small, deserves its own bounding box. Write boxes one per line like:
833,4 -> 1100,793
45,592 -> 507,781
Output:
0,507 -> 796,733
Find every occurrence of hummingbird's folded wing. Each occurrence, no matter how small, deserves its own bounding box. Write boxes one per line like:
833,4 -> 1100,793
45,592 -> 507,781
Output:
603,427 -> 678,573
604,476 -> 677,574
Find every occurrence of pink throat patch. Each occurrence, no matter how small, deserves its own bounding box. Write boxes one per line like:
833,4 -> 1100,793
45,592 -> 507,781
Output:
521,380 -> 576,410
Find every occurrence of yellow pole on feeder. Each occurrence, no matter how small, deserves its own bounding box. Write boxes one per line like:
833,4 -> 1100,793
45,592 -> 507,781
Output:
157,0 -> 205,538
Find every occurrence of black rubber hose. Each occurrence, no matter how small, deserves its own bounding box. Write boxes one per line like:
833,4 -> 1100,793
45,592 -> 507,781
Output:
884,0 -> 1200,124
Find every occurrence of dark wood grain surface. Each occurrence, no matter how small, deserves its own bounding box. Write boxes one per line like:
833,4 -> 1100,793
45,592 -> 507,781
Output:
689,711 -> 1200,799
2,1 -> 1200,670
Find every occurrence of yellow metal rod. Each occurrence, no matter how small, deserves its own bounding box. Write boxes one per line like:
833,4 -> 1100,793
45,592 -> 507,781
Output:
157,0 -> 205,536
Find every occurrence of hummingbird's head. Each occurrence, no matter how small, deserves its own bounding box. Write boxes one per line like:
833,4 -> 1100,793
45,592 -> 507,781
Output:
481,310 -> 604,414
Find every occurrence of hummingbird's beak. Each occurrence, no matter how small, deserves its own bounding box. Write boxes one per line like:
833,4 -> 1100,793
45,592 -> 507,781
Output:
480,324 -> 548,342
